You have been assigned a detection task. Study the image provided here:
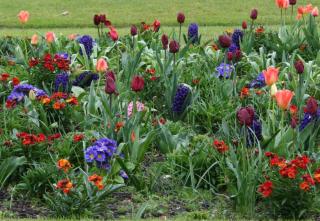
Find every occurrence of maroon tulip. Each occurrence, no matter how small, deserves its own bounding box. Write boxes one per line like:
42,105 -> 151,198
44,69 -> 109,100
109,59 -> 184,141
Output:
242,21 -> 248,30
169,40 -> 180,53
177,12 -> 185,24
218,35 -> 231,48
131,25 -> 138,36
104,20 -> 112,27
161,34 -> 169,49
100,14 -> 106,23
289,0 -> 297,5
305,97 -> 318,115
237,107 -> 255,126
250,9 -> 258,20
105,71 -> 116,94
294,60 -> 304,74
235,50 -> 242,60
93,14 -> 101,26
131,75 -> 144,92
227,52 -> 233,61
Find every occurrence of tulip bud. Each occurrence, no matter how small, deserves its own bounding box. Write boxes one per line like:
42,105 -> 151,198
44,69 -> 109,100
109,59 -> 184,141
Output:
177,12 -> 185,24
169,40 -> 180,53
130,25 -> 138,36
93,14 -> 100,26
131,75 -> 144,92
289,0 -> 296,5
242,21 -> 248,30
250,9 -> 258,20
270,84 -> 278,97
218,35 -> 232,48
161,34 -> 169,50
294,60 -> 304,74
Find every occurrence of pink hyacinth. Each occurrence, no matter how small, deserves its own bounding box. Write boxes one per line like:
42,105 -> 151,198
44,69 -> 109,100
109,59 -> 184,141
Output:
127,101 -> 145,118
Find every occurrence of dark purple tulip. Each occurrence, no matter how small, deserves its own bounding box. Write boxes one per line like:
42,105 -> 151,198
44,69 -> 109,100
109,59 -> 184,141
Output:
94,14 -> 101,26
100,14 -> 106,23
237,107 -> 255,126
161,34 -> 169,49
289,0 -> 297,5
250,9 -> 258,20
169,40 -> 179,53
218,35 -> 232,48
235,50 -> 242,60
131,25 -> 138,36
177,12 -> 185,24
105,71 -> 116,95
227,52 -> 233,61
294,60 -> 304,74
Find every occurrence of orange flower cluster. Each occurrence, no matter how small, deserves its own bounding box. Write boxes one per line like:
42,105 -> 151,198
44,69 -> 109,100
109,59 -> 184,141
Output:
213,139 -> 229,153
57,159 -> 72,173
264,152 -> 320,192
56,179 -> 73,194
40,92 -> 78,110
88,174 -> 104,190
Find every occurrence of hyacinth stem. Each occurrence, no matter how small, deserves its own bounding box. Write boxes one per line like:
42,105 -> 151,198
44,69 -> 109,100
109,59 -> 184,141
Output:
179,24 -> 182,44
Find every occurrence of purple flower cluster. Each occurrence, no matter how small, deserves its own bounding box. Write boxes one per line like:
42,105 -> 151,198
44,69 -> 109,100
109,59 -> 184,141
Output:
7,84 -> 47,103
188,23 -> 199,44
72,71 -> 99,88
172,84 -> 191,114
215,63 -> 234,79
84,138 -> 118,169
78,35 -> 94,57
299,108 -> 320,131
248,73 -> 266,88
231,29 -> 243,48
54,72 -> 69,92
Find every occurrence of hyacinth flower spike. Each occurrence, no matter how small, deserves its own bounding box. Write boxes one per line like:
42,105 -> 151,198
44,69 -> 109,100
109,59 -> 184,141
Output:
172,83 -> 192,120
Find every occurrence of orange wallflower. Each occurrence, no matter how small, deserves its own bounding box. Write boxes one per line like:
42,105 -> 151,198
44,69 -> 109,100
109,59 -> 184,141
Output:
56,179 -> 73,194
88,174 -> 104,190
41,97 -> 51,105
314,169 -> 320,183
66,96 -> 78,105
115,122 -> 124,132
299,181 -> 310,191
53,101 -> 66,110
240,87 -> 250,98
57,159 -> 72,173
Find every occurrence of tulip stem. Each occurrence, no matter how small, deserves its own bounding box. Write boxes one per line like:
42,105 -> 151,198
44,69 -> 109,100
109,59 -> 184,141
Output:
109,94 -> 112,110
179,24 -> 182,44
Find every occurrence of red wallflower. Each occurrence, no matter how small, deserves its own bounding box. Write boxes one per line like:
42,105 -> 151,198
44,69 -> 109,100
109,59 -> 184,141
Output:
28,58 -> 39,68
213,139 -> 229,153
12,77 -> 20,86
73,134 -> 84,142
299,181 -> 310,191
48,133 -> 61,141
291,155 -> 310,170
279,165 -> 298,179
56,179 -> 73,194
16,132 -> 46,146
66,96 -> 78,105
258,181 -> 273,198
115,121 -> 124,132
0,73 -> 10,81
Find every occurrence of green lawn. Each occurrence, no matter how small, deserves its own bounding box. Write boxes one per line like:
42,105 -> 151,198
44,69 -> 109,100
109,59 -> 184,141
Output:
1,0 -> 319,29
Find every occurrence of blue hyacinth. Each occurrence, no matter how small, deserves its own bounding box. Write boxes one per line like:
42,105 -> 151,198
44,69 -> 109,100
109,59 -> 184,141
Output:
299,108 -> 320,131
54,72 -> 69,92
215,63 -> 234,79
72,71 -> 99,88
249,73 -> 266,89
78,35 -> 94,57
172,84 -> 191,114
84,137 -> 118,169
7,84 -> 47,104
247,117 -> 262,146
232,29 -> 243,48
188,23 -> 199,44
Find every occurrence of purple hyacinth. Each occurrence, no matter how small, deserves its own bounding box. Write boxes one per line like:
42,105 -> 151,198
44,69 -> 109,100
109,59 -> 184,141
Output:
120,170 -> 128,179
249,73 -> 266,88
299,108 -> 320,131
54,72 -> 69,92
84,137 -> 118,169
231,29 -> 243,48
188,23 -> 199,44
172,84 -> 191,114
56,52 -> 69,61
215,63 -> 234,79
78,35 -> 94,57
72,71 -> 99,88
247,117 -> 262,146
7,84 -> 47,104
228,43 -> 238,53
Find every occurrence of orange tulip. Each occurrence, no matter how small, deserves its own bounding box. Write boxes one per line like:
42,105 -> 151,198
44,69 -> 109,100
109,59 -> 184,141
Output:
263,67 -> 279,86
275,89 -> 294,110
45,32 -> 56,43
276,0 -> 289,9
96,58 -> 108,72
31,34 -> 38,45
18,10 -> 29,24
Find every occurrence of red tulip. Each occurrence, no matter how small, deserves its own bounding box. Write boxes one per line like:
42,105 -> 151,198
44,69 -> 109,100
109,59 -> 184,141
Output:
131,75 -> 144,92
153,19 -> 161,32
108,26 -> 118,41
218,35 -> 231,48
12,77 -> 20,86
275,90 -> 294,110
242,21 -> 248,29
276,0 -> 289,9
93,14 -> 101,26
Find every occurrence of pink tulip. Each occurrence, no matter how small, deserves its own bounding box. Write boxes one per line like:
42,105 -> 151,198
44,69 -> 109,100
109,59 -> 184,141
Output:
45,32 -> 56,43
18,10 -> 29,24
276,0 -> 289,9
96,58 -> 108,72
275,90 -> 294,110
108,26 -> 118,42
31,34 -> 38,45
312,7 -> 319,17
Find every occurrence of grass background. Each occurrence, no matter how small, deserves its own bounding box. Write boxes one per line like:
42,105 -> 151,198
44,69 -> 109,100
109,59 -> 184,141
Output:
0,0 -> 319,37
